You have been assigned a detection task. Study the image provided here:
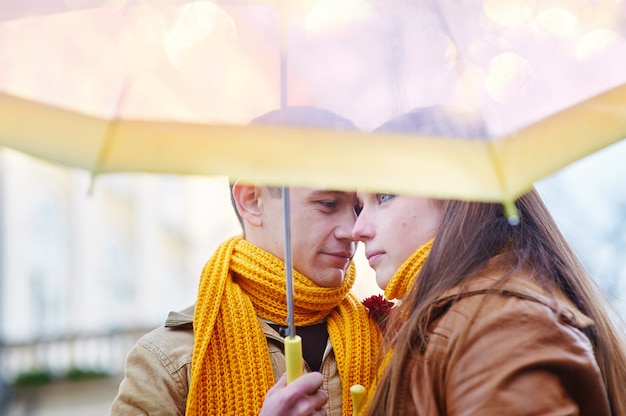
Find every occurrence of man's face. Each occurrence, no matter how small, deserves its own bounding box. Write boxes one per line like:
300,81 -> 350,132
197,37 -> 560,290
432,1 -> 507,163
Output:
258,187 -> 358,288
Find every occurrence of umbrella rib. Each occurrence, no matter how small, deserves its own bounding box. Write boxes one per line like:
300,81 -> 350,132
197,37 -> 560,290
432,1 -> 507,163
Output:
91,78 -> 132,187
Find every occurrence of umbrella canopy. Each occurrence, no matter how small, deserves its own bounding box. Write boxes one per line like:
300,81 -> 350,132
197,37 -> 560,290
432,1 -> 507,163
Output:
1,0 -> 626,209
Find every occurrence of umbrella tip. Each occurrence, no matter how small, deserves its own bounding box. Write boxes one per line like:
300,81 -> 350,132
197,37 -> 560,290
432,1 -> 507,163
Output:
504,201 -> 520,226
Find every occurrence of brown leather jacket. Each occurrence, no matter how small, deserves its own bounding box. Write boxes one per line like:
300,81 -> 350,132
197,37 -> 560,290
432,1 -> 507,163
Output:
393,253 -> 611,415
110,304 -> 343,415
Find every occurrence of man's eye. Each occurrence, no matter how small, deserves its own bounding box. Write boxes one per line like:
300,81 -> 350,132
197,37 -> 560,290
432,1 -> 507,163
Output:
319,201 -> 338,209
375,194 -> 395,204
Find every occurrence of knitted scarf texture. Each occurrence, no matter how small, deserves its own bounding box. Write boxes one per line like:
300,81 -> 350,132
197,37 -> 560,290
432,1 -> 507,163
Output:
360,239 -> 433,415
186,236 -> 381,416
384,239 -> 433,301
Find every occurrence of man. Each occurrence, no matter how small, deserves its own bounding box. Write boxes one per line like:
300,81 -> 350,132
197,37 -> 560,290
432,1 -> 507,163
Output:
110,107 -> 382,416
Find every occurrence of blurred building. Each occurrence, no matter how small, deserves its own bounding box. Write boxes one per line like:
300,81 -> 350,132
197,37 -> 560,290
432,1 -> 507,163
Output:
0,148 -> 242,414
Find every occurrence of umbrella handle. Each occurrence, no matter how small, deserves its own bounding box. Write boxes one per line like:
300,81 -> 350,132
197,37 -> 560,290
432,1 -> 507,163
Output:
285,335 -> 303,383
350,384 -> 366,415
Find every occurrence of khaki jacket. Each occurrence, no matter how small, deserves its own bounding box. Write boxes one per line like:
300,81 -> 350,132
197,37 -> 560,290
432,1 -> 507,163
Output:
110,304 -> 343,415
394,253 -> 611,416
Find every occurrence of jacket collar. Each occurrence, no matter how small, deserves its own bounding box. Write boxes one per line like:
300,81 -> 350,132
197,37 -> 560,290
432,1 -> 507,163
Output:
432,251 -> 594,330
163,303 -> 297,341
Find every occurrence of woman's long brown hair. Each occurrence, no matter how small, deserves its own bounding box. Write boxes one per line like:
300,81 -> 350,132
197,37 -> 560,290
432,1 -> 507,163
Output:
367,189 -> 626,415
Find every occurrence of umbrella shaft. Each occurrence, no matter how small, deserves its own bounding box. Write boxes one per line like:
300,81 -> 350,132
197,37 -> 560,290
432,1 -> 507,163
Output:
283,186 -> 295,338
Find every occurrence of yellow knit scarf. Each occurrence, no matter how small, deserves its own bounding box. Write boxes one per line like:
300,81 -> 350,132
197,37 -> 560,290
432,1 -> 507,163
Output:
359,239 -> 433,415
384,239 -> 433,301
186,236 -> 381,416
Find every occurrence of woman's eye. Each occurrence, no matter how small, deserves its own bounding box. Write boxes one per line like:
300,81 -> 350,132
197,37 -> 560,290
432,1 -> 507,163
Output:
375,194 -> 394,204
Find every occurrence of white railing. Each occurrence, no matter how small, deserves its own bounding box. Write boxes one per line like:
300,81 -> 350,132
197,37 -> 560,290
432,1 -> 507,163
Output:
0,327 -> 153,384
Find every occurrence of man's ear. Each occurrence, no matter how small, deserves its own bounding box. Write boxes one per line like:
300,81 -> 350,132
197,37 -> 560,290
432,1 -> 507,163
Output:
232,181 -> 263,227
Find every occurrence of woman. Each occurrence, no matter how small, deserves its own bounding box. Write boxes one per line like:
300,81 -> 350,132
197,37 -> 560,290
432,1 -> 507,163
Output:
353,107 -> 626,415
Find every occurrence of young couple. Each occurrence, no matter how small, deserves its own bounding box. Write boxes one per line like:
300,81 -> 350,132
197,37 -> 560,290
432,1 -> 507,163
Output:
112,106 -> 626,416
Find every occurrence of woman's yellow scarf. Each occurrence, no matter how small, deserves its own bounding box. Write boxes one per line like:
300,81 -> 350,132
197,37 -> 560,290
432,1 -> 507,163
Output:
186,236 -> 381,415
384,239 -> 433,301
359,239 -> 433,415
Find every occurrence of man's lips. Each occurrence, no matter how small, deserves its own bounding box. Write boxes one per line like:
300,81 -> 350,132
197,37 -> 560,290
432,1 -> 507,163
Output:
365,251 -> 384,268
324,251 -> 354,260
322,251 -> 354,266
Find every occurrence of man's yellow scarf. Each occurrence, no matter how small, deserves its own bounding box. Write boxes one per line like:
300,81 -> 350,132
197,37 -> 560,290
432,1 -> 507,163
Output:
186,236 -> 381,415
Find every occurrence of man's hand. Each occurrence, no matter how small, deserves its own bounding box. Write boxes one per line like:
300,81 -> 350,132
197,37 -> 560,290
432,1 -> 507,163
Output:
259,372 -> 328,416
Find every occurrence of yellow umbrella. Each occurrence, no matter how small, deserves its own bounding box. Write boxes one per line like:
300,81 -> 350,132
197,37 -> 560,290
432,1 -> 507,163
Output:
1,0 -> 625,212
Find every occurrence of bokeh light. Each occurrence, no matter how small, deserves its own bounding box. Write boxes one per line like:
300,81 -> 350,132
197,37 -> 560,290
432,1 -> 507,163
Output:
447,60 -> 486,112
576,28 -> 621,59
163,2 -> 236,68
482,0 -> 536,26
305,0 -> 373,33
64,0 -> 127,13
486,52 -> 533,104
533,7 -> 579,38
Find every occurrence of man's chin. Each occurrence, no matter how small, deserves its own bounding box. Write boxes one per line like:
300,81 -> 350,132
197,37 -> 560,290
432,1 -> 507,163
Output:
311,269 -> 345,288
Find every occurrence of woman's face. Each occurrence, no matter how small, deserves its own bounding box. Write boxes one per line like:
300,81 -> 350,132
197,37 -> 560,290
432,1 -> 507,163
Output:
352,193 -> 444,289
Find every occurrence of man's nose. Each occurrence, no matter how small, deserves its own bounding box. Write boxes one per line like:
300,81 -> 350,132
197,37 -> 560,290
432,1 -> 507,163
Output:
334,207 -> 359,242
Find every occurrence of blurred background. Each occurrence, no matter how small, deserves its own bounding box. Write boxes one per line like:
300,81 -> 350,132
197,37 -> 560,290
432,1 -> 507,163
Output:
1,138 -> 625,415
2,0 -> 626,414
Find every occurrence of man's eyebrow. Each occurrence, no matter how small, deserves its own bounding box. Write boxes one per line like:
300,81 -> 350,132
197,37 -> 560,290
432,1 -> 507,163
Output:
310,190 -> 352,197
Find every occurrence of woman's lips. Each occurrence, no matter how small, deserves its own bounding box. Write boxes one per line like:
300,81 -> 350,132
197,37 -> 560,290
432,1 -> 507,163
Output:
365,251 -> 384,268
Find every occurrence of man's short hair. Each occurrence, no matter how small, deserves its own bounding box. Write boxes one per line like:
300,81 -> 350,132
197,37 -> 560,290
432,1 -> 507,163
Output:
229,106 -> 359,230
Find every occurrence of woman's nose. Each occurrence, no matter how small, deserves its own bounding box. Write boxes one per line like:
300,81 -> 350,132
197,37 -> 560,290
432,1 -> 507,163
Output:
351,212 -> 373,241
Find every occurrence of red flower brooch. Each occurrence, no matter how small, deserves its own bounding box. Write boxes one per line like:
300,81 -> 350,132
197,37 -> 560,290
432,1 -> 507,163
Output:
362,294 -> 394,332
